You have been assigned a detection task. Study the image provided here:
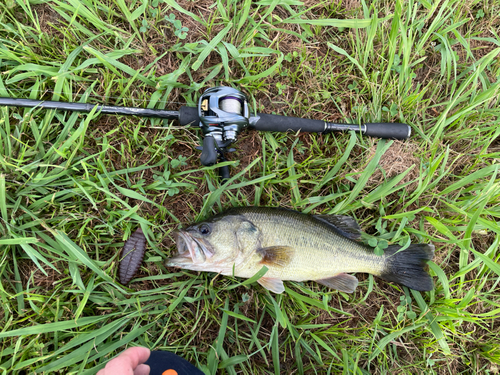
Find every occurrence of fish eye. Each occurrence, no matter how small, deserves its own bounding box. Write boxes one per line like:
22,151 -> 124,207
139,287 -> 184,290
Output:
198,224 -> 211,235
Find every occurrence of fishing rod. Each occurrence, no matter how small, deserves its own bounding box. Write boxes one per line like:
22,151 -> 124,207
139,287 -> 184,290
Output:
0,86 -> 411,179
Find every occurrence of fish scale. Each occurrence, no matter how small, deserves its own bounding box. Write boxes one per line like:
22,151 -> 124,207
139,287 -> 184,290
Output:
231,207 -> 385,281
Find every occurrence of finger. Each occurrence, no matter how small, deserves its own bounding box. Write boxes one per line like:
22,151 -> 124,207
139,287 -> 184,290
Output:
133,364 -> 150,375
100,347 -> 151,375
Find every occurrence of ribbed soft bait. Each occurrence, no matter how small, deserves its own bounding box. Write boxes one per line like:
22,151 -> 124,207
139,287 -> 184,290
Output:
119,228 -> 146,285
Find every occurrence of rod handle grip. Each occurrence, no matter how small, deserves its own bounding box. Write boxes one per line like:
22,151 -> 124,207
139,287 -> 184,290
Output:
179,106 -> 199,126
364,123 -> 411,140
250,113 -> 325,133
180,106 -> 412,139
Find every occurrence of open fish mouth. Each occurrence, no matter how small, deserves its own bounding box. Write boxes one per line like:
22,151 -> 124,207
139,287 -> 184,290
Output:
168,231 -> 214,267
174,231 -> 192,258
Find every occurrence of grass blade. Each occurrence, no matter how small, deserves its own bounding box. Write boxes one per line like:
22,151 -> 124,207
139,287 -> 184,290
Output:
192,22 -> 233,71
411,289 -> 451,355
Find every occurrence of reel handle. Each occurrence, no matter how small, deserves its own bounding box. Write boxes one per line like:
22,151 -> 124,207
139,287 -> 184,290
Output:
200,136 -> 218,166
199,135 -> 231,180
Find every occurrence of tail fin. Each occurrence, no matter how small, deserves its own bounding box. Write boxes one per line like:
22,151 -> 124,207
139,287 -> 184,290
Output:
380,244 -> 435,291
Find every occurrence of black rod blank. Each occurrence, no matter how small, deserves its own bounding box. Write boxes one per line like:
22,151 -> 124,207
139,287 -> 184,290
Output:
0,97 -> 180,120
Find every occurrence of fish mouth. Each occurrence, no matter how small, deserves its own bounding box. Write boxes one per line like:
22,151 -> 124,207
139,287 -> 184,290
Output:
167,230 -> 214,268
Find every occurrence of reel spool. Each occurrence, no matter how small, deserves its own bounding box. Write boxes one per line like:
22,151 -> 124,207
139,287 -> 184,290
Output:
198,87 -> 250,167
220,95 -> 243,115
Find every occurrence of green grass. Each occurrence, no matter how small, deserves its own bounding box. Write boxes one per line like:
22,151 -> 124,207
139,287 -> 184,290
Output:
0,0 -> 499,373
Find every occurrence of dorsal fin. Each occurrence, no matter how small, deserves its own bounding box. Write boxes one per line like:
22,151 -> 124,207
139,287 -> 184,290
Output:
313,214 -> 361,240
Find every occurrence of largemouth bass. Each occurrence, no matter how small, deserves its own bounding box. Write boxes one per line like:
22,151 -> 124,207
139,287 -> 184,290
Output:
167,207 -> 434,294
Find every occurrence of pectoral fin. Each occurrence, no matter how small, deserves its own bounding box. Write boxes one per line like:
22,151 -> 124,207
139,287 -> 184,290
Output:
257,246 -> 294,267
257,277 -> 285,294
316,273 -> 359,293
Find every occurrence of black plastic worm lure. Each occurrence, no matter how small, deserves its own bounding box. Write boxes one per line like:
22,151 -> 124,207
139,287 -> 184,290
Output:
119,228 -> 146,285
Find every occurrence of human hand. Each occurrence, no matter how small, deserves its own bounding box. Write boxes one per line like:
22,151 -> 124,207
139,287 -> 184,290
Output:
97,346 -> 150,375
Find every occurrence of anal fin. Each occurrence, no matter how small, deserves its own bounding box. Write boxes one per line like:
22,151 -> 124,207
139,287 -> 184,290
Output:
316,273 -> 359,293
257,277 -> 285,294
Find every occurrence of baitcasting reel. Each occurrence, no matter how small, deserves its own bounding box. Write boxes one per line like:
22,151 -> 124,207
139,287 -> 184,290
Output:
196,87 -> 250,179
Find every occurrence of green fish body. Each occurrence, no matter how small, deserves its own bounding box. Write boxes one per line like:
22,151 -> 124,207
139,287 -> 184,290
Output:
167,207 -> 434,294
